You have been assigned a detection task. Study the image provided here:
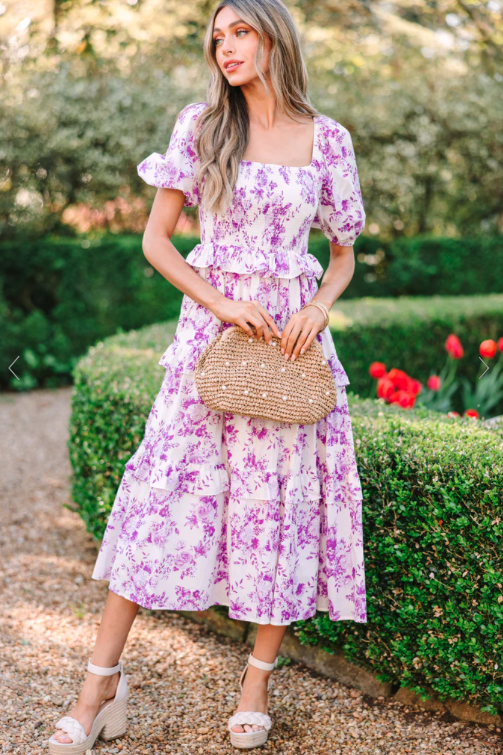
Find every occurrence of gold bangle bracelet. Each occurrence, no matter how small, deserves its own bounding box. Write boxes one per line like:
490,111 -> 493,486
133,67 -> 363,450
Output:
304,302 -> 329,330
302,300 -> 329,323
301,300 -> 330,330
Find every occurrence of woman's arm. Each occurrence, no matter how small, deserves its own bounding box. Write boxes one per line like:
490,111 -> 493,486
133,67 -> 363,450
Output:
280,242 -> 355,362
142,188 -> 282,341
142,187 -> 226,314
311,242 -> 355,311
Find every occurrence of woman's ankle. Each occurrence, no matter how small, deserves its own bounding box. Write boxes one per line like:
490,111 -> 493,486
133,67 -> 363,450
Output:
241,665 -> 271,696
80,670 -> 118,702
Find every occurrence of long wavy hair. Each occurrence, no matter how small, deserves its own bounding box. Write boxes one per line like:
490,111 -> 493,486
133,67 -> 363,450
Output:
195,0 -> 319,214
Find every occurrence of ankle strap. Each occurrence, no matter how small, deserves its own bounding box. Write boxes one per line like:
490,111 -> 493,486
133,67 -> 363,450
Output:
247,653 -> 278,672
87,659 -> 122,676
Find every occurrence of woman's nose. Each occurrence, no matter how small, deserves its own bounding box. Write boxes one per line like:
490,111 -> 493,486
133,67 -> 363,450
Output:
222,37 -> 235,55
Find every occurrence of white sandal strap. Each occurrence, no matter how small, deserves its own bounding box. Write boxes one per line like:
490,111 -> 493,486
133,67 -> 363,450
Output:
87,659 -> 121,676
246,654 -> 278,672
54,716 -> 87,745
228,711 -> 272,732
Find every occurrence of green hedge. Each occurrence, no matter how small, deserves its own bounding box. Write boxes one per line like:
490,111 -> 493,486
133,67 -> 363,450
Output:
348,235 -> 503,299
2,231 -> 503,389
0,232 -> 195,390
69,318 -> 503,718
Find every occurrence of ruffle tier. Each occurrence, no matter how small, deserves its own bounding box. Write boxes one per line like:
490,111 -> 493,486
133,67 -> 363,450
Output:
185,241 -> 324,280
125,440 -> 322,502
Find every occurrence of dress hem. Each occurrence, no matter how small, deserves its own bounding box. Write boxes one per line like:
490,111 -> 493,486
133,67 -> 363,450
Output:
94,576 -> 366,625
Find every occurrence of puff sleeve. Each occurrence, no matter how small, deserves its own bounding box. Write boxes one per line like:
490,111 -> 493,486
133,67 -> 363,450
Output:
311,118 -> 366,246
136,102 -> 205,207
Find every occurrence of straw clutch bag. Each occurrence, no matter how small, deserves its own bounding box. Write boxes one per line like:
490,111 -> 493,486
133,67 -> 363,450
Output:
194,324 -> 337,424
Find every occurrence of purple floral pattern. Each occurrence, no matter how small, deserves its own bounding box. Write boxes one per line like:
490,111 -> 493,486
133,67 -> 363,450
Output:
92,103 -> 367,624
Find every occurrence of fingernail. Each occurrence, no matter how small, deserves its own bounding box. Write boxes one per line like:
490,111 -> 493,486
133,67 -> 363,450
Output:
300,348 -> 305,354
291,355 -> 296,362
281,348 -> 284,354
284,353 -> 289,360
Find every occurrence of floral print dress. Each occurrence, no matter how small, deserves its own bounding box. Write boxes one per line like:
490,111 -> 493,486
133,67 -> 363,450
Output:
91,102 -> 368,625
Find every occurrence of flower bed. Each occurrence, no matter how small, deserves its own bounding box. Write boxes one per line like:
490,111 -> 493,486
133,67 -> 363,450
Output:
368,333 -> 503,419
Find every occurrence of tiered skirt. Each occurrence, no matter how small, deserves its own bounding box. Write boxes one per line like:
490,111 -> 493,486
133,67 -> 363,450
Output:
92,265 -> 367,625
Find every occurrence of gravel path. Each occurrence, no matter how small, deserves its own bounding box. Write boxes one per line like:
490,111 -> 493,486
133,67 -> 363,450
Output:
1,387 -> 502,755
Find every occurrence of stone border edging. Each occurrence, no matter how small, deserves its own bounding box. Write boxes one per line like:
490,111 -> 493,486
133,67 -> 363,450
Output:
177,608 -> 503,727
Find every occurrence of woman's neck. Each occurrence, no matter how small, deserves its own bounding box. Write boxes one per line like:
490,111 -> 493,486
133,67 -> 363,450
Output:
239,80 -> 281,128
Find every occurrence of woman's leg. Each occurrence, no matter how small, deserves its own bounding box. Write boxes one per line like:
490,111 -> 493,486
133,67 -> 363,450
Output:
231,624 -> 287,734
53,590 -> 139,743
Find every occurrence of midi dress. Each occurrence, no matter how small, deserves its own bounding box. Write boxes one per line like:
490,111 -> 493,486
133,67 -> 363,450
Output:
91,101 -> 368,625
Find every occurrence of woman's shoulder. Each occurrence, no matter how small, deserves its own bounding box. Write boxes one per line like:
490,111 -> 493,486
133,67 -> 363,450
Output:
177,101 -> 209,124
316,112 -> 353,144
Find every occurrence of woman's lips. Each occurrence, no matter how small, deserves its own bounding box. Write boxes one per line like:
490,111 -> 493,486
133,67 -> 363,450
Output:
225,61 -> 243,72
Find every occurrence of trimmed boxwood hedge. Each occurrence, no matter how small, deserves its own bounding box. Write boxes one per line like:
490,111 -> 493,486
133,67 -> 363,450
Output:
68,318 -> 503,718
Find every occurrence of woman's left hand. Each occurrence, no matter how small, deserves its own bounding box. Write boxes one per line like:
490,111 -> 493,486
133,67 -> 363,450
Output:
280,305 -> 326,361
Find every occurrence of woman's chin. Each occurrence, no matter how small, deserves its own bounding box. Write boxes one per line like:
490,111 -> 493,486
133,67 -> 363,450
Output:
227,75 -> 244,83
224,70 -> 253,86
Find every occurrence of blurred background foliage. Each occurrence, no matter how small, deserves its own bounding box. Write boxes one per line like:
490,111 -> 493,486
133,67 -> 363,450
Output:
1,0 -> 502,241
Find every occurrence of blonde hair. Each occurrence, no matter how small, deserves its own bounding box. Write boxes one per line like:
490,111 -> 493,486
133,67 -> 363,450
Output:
195,0 -> 319,214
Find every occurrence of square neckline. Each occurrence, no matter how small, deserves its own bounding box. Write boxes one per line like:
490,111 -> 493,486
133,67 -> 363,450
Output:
239,115 -> 319,170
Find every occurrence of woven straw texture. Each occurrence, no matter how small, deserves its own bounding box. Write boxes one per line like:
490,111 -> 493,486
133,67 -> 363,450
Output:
194,325 -> 337,425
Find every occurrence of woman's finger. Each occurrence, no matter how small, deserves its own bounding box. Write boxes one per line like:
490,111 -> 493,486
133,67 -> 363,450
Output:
238,313 -> 263,337
250,315 -> 273,341
280,315 -> 297,354
252,302 -> 281,342
283,318 -> 304,359
293,325 -> 319,360
287,321 -> 313,361
256,304 -> 282,340
235,308 -> 261,337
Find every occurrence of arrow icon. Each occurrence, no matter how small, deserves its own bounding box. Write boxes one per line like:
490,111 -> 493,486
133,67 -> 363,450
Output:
9,356 -> 20,380
479,357 -> 489,379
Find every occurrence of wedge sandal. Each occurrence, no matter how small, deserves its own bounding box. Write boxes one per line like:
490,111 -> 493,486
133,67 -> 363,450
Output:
228,653 -> 278,749
48,659 -> 128,754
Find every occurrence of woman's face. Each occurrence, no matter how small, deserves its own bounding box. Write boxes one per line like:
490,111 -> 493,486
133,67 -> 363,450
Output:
212,5 -> 271,87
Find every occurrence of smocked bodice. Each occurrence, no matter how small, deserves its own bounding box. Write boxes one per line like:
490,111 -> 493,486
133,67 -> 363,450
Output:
137,102 -> 366,280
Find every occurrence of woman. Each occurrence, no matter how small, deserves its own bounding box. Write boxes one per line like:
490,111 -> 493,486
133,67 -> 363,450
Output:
49,0 -> 367,751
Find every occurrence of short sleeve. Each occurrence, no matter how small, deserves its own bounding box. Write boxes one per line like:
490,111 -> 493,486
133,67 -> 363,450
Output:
136,102 -> 206,207
311,118 -> 366,246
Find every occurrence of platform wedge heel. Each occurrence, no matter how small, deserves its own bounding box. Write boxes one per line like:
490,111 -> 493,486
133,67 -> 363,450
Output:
48,659 -> 128,754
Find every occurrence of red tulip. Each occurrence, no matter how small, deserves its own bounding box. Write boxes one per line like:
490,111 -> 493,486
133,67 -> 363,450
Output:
498,336 -> 503,353
377,377 -> 395,400
480,340 -> 497,359
403,392 -> 416,408
445,334 -> 464,359
407,378 -> 422,396
427,375 -> 441,391
447,411 -> 460,418
464,409 -> 479,419
389,390 -> 416,408
387,368 -> 409,390
369,361 -> 387,379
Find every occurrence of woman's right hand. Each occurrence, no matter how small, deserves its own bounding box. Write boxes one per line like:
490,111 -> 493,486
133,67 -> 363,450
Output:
212,298 -> 282,343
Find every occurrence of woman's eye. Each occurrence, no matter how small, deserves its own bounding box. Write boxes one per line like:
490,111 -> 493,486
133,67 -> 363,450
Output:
213,28 -> 248,45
